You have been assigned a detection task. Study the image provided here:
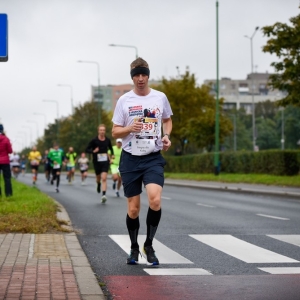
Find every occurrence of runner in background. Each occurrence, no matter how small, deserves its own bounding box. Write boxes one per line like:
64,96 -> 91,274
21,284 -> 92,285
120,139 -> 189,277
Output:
20,154 -> 27,176
65,147 -> 77,184
10,151 -> 20,179
28,146 -> 42,185
42,149 -> 51,182
48,143 -> 65,193
77,152 -> 89,185
109,138 -> 122,197
86,124 -> 114,203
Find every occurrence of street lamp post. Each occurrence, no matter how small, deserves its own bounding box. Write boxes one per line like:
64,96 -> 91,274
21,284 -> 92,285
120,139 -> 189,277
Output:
23,126 -> 33,146
57,84 -> 74,115
281,108 -> 285,150
214,0 -> 220,175
245,26 -> 259,151
27,120 -> 39,140
77,60 -> 101,125
109,44 -> 138,58
17,132 -> 27,148
43,100 -> 60,143
33,112 -> 47,129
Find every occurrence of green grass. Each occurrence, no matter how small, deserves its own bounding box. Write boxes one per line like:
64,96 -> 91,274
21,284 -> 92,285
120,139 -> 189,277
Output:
0,178 -> 68,233
165,173 -> 300,187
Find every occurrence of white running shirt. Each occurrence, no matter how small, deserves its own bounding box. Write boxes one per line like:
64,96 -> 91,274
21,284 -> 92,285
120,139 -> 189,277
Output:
112,89 -> 173,153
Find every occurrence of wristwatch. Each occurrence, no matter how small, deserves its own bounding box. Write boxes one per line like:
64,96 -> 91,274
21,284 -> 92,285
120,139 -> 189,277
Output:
163,133 -> 170,139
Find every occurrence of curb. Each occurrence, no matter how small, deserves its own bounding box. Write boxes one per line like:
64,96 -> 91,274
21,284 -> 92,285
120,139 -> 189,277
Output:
164,180 -> 300,199
54,200 -> 106,300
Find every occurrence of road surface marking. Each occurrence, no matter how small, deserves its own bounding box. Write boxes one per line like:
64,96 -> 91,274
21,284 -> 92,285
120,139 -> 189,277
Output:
109,235 -> 193,264
256,214 -> 290,220
144,268 -> 212,276
161,196 -> 171,200
258,267 -> 300,274
267,235 -> 300,247
197,203 -> 215,208
189,235 -> 298,263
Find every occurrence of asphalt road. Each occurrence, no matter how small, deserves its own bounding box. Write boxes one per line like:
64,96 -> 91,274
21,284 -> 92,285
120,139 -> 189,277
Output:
18,174 -> 300,300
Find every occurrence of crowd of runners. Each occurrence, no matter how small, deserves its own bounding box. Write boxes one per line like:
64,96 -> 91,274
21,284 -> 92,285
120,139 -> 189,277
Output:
7,129 -> 122,197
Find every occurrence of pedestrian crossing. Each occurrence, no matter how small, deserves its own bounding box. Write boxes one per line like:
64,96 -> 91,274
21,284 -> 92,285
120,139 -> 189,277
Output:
109,234 -> 300,276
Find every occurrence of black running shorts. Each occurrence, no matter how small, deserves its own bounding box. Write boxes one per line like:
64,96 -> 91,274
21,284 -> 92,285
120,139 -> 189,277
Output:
93,161 -> 110,175
119,150 -> 166,198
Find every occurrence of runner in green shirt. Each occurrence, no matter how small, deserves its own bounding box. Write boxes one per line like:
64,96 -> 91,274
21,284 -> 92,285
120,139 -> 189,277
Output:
48,143 -> 65,193
109,138 -> 122,197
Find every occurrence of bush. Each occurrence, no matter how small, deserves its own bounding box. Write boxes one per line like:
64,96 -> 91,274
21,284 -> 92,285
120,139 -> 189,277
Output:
164,150 -> 300,176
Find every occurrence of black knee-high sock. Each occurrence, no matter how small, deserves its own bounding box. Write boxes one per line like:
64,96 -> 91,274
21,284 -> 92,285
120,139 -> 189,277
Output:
145,208 -> 161,247
126,214 -> 140,249
56,175 -> 60,187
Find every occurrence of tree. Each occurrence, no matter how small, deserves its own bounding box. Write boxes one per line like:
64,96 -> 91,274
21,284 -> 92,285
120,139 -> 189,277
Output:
262,14 -> 300,107
154,70 -> 232,153
256,117 -> 279,150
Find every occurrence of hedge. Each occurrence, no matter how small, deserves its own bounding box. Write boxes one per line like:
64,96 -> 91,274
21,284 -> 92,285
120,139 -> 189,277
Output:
164,150 -> 300,176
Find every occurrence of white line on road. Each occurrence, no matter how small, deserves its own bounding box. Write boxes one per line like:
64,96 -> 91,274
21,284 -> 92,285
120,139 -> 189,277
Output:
267,235 -> 300,247
144,268 -> 212,276
189,235 -> 298,263
258,267 -> 300,274
256,214 -> 290,220
196,203 -> 215,208
161,196 -> 171,200
109,235 -> 193,264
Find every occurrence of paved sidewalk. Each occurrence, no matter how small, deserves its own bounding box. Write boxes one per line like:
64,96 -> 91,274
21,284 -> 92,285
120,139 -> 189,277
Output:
0,201 -> 105,300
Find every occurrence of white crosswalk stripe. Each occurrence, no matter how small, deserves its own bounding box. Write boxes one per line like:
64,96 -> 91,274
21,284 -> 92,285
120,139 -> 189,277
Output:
109,234 -> 300,275
109,234 -> 193,265
189,235 -> 298,263
267,235 -> 300,247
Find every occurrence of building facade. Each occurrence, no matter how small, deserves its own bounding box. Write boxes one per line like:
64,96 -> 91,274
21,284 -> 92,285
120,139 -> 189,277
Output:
204,73 -> 285,113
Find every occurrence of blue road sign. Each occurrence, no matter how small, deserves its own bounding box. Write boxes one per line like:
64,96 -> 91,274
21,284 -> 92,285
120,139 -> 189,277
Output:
0,14 -> 8,62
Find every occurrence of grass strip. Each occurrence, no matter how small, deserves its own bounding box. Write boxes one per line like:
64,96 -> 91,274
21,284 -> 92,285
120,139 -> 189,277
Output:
165,173 -> 300,187
0,178 -> 68,233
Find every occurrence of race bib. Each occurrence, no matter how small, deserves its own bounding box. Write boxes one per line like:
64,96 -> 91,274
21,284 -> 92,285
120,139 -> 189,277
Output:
80,164 -> 88,170
97,153 -> 108,162
53,164 -> 60,169
132,138 -> 156,156
139,118 -> 158,137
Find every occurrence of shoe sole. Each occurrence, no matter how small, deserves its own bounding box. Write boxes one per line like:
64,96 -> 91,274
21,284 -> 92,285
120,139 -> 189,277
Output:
126,260 -> 139,265
142,249 -> 159,266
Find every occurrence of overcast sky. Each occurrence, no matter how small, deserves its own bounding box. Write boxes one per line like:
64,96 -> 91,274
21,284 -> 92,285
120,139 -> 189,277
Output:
0,0 -> 298,152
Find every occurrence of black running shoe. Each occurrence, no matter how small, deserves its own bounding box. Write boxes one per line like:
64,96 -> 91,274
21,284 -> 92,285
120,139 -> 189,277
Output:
97,183 -> 101,193
116,191 -> 120,197
127,248 -> 140,265
56,188 -> 59,193
142,245 -> 159,265
112,181 -> 116,190
50,178 -> 54,185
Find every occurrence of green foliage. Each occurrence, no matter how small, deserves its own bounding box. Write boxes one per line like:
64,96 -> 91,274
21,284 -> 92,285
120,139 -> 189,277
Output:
154,70 -> 233,152
262,14 -> 300,107
164,150 -> 299,176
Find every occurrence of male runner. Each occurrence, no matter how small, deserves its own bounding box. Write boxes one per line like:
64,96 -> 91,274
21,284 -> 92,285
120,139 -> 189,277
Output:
112,57 -> 172,265
28,146 -> 42,185
48,143 -> 64,193
86,124 -> 114,203
65,147 -> 77,184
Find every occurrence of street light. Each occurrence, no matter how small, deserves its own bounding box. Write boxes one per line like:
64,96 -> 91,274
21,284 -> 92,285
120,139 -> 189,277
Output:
43,100 -> 60,143
77,60 -> 101,125
245,26 -> 259,151
23,126 -> 33,146
57,84 -> 74,114
214,0 -> 220,175
17,132 -> 27,148
281,108 -> 285,150
33,112 -> 47,128
27,120 -> 39,140
109,44 -> 138,58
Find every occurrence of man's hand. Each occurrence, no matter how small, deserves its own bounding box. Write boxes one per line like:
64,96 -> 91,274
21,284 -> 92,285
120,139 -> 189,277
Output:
93,147 -> 99,153
162,135 -> 171,151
